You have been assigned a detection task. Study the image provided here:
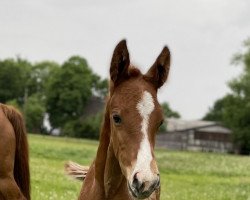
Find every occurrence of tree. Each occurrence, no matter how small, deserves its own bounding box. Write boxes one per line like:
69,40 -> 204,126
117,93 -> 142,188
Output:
161,102 -> 181,118
159,102 -> 180,132
62,112 -> 103,139
203,97 -> 227,122
93,77 -> 109,99
0,55 -> 108,136
46,56 -> 96,129
0,57 -> 31,104
27,61 -> 59,97
226,39 -> 250,154
6,99 -> 21,110
24,95 -> 46,134
203,38 -> 250,154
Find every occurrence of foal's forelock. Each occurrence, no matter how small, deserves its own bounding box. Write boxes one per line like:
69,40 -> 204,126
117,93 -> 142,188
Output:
131,90 -> 156,181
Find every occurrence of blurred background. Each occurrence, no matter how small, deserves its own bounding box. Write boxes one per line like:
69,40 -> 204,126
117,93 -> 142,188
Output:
0,0 -> 250,199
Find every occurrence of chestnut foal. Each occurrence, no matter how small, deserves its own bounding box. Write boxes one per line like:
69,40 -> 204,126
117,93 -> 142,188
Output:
0,104 -> 30,200
66,40 -> 171,200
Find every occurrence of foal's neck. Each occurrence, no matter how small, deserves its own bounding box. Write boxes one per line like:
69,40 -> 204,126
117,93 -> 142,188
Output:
95,100 -> 125,199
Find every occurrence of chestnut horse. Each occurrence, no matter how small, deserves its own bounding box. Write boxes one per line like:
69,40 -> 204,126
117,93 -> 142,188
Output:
0,104 -> 30,200
66,40 -> 171,200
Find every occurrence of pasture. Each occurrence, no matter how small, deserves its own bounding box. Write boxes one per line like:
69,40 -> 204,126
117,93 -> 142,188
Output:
29,134 -> 250,200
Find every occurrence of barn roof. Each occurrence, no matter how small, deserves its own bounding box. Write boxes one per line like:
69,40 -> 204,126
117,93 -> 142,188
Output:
166,118 -> 231,134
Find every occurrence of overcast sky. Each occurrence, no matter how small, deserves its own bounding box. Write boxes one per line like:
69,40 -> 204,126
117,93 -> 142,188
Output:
0,0 -> 250,119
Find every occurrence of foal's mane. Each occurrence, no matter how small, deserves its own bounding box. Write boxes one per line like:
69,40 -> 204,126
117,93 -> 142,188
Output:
127,66 -> 141,78
109,66 -> 142,94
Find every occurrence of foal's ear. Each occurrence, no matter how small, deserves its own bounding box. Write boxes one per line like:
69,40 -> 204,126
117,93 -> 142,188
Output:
110,39 -> 130,84
144,46 -> 171,89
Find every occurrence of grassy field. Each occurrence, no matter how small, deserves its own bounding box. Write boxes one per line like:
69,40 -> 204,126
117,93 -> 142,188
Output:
29,134 -> 250,200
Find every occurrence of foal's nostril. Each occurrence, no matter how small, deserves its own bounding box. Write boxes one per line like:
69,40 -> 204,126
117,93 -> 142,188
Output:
132,173 -> 145,193
155,175 -> 160,189
130,173 -> 160,198
150,175 -> 160,191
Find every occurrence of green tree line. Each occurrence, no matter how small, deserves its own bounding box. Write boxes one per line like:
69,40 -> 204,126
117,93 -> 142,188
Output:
203,39 -> 250,154
0,56 -> 108,139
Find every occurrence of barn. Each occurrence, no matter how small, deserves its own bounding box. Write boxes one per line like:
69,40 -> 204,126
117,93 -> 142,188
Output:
156,118 -> 233,153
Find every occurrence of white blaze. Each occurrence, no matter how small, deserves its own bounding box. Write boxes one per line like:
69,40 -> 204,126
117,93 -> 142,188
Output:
132,91 -> 155,181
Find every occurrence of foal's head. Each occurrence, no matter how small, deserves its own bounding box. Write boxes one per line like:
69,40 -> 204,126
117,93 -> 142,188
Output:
108,40 -> 170,199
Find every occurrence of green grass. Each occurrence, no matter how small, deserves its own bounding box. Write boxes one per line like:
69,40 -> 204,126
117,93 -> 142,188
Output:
29,134 -> 250,200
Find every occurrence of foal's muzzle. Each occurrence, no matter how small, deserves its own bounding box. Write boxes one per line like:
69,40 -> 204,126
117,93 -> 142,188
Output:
128,173 -> 160,199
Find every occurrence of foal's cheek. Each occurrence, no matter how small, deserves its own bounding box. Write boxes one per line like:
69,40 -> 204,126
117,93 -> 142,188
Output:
116,130 -> 135,172
112,129 -> 125,157
150,157 -> 159,174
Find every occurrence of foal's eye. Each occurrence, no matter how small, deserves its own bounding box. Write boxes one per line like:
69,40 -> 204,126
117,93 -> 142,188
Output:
113,114 -> 122,124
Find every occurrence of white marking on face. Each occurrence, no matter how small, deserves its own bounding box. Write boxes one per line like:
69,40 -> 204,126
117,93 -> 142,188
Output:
131,91 -> 155,182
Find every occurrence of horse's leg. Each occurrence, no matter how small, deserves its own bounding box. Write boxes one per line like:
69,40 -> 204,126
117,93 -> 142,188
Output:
0,177 -> 26,200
